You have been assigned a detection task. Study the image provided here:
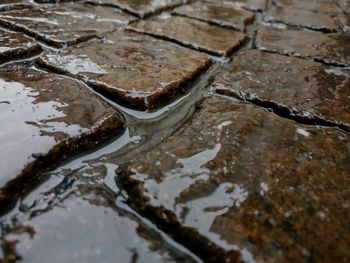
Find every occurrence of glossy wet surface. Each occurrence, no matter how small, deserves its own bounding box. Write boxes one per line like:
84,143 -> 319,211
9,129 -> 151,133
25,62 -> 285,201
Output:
274,0 -> 343,13
173,1 -> 255,31
38,29 -> 211,110
130,15 -> 247,56
0,3 -> 135,47
0,65 -> 123,190
122,95 -> 350,263
265,6 -> 339,32
0,0 -> 349,262
256,26 -> 350,66
211,50 -> 350,132
207,0 -> 267,11
0,187 -> 195,263
0,0 -> 30,11
87,0 -> 182,18
338,15 -> 350,32
0,29 -> 42,64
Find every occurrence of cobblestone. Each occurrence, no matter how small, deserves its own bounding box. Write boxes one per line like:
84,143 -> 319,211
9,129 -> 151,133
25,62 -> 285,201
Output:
38,29 -> 211,110
338,15 -> 350,32
0,0 -> 30,12
0,0 -> 349,262
207,0 -> 267,11
273,0 -> 343,13
0,187 -> 194,263
0,29 -> 42,65
0,4 -> 135,48
173,1 -> 255,31
211,50 -> 350,132
256,26 -> 350,66
86,0 -> 182,18
0,65 -> 123,209
265,6 -> 339,32
122,95 -> 350,263
130,15 -> 246,56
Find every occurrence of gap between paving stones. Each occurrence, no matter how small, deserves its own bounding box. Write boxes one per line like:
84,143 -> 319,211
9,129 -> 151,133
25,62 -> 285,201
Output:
1,0 -> 349,262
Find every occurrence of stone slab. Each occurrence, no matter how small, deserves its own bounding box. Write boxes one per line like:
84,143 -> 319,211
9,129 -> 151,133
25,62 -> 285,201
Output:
173,1 -> 255,31
211,49 -> 350,132
38,30 -> 212,110
0,188 -> 194,262
0,4 -> 135,48
86,0 -> 182,18
0,29 -> 42,64
121,94 -> 350,263
265,6 -> 339,32
0,65 -> 124,190
206,0 -> 267,11
338,15 -> 350,32
129,15 -> 246,56
256,26 -> 350,67
34,0 -> 80,2
336,0 -> 350,13
274,0 -> 343,13
0,0 -> 31,12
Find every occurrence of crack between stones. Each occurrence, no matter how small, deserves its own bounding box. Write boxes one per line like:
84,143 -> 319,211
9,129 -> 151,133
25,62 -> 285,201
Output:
214,88 -> 350,135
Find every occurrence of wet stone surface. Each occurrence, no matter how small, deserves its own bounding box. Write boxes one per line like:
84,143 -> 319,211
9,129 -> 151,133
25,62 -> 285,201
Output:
337,0 -> 350,13
0,3 -> 135,48
211,49 -> 350,132
0,29 -> 42,65
265,6 -> 339,32
38,29 -> 212,110
173,1 -> 255,31
0,0 -> 31,12
121,95 -> 350,263
0,1 -> 349,262
273,0 -> 343,13
0,187 -> 194,263
0,65 -> 123,190
207,0 -> 267,11
256,26 -> 350,67
86,0 -> 182,18
338,15 -> 350,32
130,15 -> 246,56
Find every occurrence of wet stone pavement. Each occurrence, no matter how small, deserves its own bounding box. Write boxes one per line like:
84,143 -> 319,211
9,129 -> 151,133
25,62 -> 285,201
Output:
0,0 -> 349,263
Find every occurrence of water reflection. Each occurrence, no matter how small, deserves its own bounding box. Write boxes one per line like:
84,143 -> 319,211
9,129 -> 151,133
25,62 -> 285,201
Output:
0,76 -> 86,186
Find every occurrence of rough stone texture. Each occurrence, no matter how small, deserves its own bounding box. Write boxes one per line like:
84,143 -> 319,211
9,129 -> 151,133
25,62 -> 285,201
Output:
338,15 -> 350,32
211,49 -> 350,131
0,0 -> 31,12
173,1 -> 255,31
0,29 -> 42,64
86,0 -> 182,18
256,26 -> 350,67
34,0 -> 80,3
0,4 -> 135,48
273,0 -> 343,13
122,95 -> 350,263
207,0 -> 267,11
265,6 -> 339,32
0,65 -> 124,190
0,188 -> 194,263
130,15 -> 246,56
38,30 -> 212,110
337,0 -> 350,13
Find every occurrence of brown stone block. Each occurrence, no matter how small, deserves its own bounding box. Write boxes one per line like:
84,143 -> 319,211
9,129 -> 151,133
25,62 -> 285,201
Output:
130,15 -> 246,56
0,4 -> 135,47
256,26 -> 350,67
173,1 -> 255,31
38,30 -> 212,110
122,95 -> 350,262
0,29 -> 42,64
